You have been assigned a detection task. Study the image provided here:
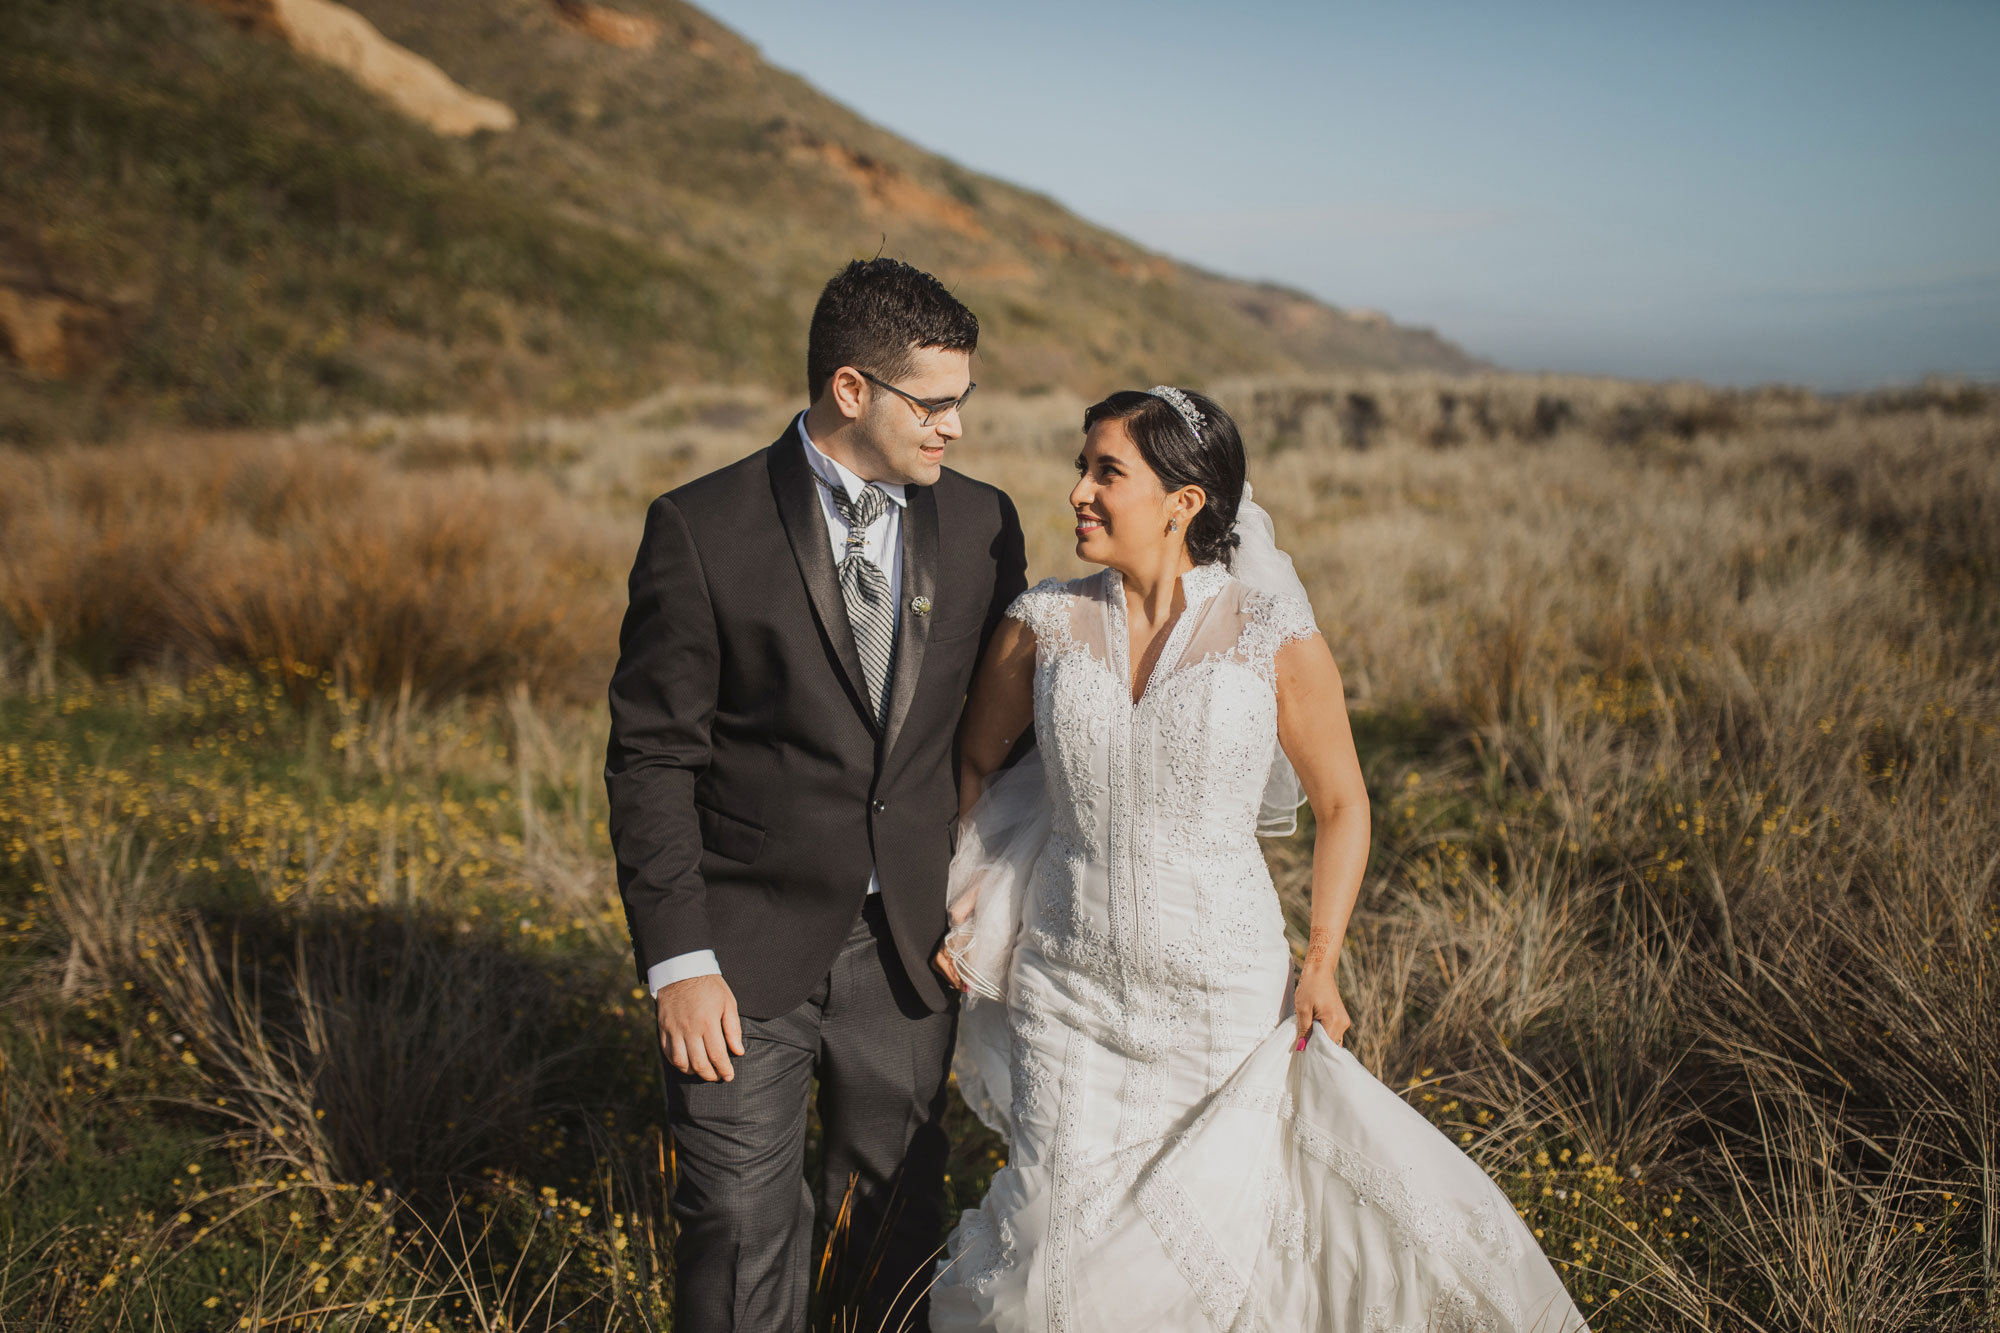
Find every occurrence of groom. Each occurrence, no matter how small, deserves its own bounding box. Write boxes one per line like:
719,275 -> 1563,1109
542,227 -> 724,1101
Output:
605,258 -> 1027,1332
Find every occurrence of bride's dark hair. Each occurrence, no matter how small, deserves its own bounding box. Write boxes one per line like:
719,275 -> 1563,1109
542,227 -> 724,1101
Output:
1082,388 -> 1246,567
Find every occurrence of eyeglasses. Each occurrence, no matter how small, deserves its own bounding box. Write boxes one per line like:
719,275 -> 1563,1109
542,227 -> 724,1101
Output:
860,370 -> 977,427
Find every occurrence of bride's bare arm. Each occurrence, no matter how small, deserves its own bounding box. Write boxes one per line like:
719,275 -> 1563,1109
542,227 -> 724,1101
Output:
1275,632 -> 1371,1048
933,617 -> 1037,991
954,617 -> 1038,820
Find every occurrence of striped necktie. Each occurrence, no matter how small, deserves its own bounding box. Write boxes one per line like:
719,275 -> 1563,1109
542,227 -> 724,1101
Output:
818,475 -> 898,725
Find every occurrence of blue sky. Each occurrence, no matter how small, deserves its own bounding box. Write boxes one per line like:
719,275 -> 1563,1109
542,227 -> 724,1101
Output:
701,0 -> 1998,386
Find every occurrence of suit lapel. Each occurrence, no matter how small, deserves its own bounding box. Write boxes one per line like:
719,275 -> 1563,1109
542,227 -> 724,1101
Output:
769,433 -> 878,735
880,484 -> 937,765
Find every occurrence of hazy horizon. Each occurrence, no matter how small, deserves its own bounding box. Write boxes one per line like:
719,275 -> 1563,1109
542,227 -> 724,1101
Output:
702,0 -> 1998,388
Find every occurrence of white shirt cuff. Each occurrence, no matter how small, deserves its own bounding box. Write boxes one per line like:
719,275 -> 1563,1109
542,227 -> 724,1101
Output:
647,949 -> 720,995
648,870 -> 876,993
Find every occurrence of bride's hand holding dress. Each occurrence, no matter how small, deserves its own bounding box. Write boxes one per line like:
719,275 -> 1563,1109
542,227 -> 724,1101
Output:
1271,624 -> 1370,1053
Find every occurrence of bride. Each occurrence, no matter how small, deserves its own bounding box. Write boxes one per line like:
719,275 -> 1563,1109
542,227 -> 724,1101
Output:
926,387 -> 1590,1332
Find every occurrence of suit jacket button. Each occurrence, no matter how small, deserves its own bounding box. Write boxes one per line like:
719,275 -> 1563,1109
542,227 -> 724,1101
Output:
871,799 -> 887,813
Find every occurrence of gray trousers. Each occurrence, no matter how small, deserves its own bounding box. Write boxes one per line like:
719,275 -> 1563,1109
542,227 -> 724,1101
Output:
662,894 -> 957,1332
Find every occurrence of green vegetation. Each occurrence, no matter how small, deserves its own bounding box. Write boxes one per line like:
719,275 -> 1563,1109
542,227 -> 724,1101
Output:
0,669 -> 1010,1328
3,371 -> 1996,1326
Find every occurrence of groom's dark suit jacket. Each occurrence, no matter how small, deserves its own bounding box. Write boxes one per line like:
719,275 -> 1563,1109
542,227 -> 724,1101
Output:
605,428 -> 1028,1019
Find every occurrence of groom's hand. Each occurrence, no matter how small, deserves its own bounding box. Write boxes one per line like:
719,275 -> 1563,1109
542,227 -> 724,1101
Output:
656,975 -> 746,1082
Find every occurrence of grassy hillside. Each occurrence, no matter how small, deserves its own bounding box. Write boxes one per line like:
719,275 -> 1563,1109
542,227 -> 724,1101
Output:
0,0 -> 1478,445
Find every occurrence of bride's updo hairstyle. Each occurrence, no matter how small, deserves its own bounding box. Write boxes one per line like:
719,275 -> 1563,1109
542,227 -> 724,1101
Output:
1082,387 -> 1246,567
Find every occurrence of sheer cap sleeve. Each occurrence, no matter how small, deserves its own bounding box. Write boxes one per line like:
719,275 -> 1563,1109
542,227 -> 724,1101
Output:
1231,585 -> 1318,837
1004,576 -> 1073,646
1250,588 -> 1320,651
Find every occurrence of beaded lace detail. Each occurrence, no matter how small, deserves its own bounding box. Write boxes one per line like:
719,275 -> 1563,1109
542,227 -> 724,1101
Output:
1363,1286 -> 1502,1333
1291,1117 -> 1525,1326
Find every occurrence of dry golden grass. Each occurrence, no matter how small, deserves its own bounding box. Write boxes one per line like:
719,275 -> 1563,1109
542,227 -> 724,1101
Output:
0,432 -> 624,701
1,372 -> 1996,1329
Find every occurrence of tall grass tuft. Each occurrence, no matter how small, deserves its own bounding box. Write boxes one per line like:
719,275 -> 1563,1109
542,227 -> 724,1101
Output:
0,435 -> 622,700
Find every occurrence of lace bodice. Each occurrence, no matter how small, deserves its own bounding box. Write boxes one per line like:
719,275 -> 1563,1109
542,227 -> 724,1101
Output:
997,563 -> 1319,1077
1006,562 -> 1319,863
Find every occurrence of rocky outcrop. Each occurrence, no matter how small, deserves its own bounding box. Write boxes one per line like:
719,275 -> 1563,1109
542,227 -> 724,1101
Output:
0,246 -> 151,381
195,0 -> 516,136
551,0 -> 661,51
0,286 -> 115,379
780,127 -> 988,240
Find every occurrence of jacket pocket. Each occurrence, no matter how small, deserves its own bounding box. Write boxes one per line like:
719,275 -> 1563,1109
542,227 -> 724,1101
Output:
695,802 -> 765,864
925,610 -> 985,643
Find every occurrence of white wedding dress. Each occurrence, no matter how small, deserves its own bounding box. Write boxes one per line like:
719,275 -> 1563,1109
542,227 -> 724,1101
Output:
931,562 -> 1589,1333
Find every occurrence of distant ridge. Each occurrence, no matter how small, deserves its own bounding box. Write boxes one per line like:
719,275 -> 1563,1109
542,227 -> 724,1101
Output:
0,0 -> 1479,442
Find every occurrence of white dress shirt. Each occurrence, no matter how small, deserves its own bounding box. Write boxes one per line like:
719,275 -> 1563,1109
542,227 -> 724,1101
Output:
646,414 -> 907,996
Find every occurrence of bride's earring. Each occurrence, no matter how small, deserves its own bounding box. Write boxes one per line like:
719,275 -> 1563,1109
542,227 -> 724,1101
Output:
1167,518 -> 1179,534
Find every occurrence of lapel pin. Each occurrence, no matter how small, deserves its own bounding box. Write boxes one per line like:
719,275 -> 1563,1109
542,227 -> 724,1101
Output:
911,596 -> 932,617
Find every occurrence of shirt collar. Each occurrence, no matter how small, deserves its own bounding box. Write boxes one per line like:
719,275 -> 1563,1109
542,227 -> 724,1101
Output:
796,412 -> 908,509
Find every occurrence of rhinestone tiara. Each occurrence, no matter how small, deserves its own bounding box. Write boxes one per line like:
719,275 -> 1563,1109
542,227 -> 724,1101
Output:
1146,384 -> 1206,440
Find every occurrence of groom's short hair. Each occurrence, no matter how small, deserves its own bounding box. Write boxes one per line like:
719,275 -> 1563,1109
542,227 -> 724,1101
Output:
807,259 -> 979,402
